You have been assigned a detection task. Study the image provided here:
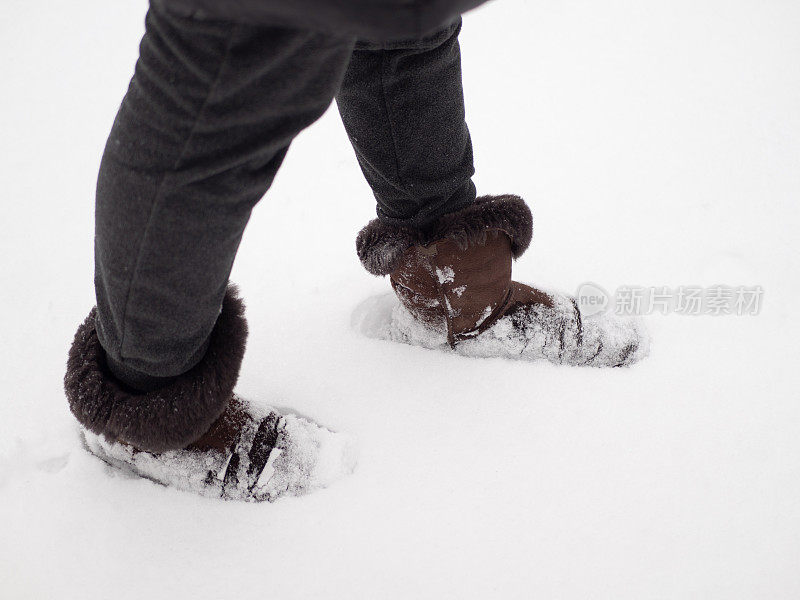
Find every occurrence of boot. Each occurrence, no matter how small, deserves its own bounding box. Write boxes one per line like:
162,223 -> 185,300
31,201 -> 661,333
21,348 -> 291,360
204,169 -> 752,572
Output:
354,195 -> 648,367
64,285 -> 356,501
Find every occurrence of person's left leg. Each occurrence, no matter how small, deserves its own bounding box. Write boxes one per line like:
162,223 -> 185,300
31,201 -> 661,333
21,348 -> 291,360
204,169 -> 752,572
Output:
65,2 -> 359,500
94,1 -> 356,394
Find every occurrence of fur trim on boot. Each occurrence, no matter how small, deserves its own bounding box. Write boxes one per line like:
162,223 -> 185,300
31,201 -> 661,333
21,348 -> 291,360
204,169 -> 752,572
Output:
64,285 -> 247,453
356,194 -> 532,276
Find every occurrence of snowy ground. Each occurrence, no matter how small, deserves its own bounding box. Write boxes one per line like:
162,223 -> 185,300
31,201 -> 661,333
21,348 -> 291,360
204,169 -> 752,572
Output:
2,0 -> 799,598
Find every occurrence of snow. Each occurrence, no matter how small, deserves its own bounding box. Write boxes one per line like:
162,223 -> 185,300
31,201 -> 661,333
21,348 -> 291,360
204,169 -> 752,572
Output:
435,266 -> 456,284
2,0 -> 800,598
265,412 -> 358,499
354,288 -> 648,366
79,406 -> 357,502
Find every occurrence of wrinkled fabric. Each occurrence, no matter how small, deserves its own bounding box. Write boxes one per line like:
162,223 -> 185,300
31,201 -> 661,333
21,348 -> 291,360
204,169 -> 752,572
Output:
95,1 -> 476,386
338,20 -> 476,226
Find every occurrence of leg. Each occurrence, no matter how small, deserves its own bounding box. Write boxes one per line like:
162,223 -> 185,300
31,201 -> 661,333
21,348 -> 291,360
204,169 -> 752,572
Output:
335,20 -> 475,228
95,1 -> 355,390
344,20 -> 649,367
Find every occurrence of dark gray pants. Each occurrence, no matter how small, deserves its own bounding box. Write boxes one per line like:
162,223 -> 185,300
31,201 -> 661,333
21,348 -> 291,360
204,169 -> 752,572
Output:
96,1 -> 475,390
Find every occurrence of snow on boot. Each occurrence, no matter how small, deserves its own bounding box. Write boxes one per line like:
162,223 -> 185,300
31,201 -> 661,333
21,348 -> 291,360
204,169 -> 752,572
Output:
64,285 -> 356,502
353,195 -> 648,367
80,395 -> 357,502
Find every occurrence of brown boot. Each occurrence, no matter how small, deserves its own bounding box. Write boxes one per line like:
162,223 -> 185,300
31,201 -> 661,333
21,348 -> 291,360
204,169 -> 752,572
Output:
354,195 -> 648,367
65,285 -> 356,501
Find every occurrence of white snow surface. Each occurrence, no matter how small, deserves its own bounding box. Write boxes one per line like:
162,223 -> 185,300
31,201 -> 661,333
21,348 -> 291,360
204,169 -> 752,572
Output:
353,288 -> 649,366
80,406 -> 358,502
2,0 -> 800,598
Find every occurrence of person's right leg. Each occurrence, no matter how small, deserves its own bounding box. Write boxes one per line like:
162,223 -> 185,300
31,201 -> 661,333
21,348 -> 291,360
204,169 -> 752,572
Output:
341,19 -> 649,366
335,20 -> 476,229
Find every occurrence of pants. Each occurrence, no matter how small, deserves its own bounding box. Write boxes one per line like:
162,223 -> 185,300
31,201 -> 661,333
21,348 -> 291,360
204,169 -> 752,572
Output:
162,0 -> 490,41
95,1 -> 476,390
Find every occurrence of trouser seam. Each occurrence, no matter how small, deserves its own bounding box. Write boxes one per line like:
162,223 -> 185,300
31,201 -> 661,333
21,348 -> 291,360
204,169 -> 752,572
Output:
378,50 -> 406,193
